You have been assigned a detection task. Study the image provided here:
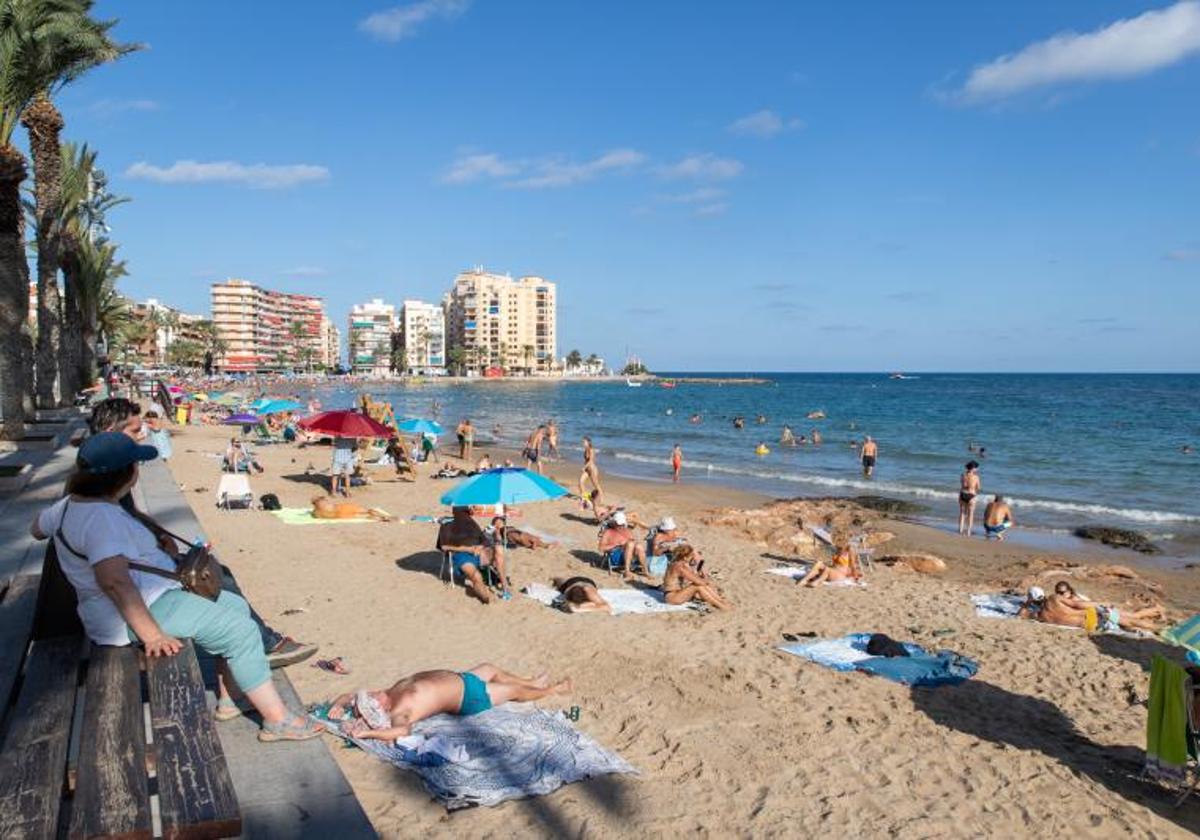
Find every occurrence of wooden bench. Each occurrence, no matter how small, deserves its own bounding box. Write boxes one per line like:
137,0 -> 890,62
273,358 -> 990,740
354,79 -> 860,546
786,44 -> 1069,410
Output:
0,545 -> 241,839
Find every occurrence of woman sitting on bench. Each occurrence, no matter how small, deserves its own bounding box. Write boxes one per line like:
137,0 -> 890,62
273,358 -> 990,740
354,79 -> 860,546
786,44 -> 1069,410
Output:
31,433 -> 323,743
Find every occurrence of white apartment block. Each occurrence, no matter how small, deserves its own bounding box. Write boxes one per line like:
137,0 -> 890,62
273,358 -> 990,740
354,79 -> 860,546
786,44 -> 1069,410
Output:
444,268 -> 557,375
210,280 -> 330,372
348,299 -> 396,377
399,300 -> 446,375
319,316 -> 341,370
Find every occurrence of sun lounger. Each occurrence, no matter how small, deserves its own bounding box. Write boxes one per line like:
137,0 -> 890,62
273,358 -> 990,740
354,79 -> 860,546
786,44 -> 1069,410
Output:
312,705 -> 635,809
777,633 -> 978,687
215,474 -> 254,510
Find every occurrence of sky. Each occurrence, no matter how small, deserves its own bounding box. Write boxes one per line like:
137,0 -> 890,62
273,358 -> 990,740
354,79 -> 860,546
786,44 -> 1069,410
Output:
43,0 -> 1200,372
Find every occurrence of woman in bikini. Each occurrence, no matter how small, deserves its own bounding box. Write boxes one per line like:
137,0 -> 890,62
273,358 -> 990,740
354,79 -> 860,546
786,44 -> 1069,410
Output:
579,436 -> 603,501
958,460 -> 981,536
798,536 -> 862,587
660,545 -> 732,610
552,576 -> 611,613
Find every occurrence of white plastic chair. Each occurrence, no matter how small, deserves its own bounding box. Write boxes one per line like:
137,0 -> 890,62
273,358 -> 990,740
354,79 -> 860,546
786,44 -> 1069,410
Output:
215,474 -> 253,510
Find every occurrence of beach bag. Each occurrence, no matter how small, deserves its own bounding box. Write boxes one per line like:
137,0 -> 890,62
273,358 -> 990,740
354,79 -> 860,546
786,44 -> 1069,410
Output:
866,633 -> 910,658
260,493 -> 282,511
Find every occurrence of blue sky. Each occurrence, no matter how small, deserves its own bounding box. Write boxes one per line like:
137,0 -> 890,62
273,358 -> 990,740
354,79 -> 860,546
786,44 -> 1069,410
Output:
46,0 -> 1200,371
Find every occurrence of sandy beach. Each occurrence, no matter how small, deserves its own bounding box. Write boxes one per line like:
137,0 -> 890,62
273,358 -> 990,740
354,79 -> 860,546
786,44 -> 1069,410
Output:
165,424 -> 1200,838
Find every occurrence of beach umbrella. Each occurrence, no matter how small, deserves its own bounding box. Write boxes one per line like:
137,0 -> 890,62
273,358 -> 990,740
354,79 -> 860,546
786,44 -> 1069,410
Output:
248,397 -> 274,413
398,418 -> 443,436
190,392 -> 209,402
1163,616 -> 1200,664
213,393 -> 242,407
259,399 -> 303,415
223,413 -> 260,425
440,467 -> 569,507
298,410 -> 393,439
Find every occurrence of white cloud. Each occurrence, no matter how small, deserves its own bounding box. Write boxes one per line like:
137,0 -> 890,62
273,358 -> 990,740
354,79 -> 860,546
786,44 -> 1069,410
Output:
88,98 -> 158,116
727,109 -> 804,138
506,149 -> 646,189
660,186 -> 726,204
657,153 -> 744,181
442,153 -> 520,184
443,148 -> 646,189
954,1 -> 1200,103
124,160 -> 330,189
360,0 -> 470,41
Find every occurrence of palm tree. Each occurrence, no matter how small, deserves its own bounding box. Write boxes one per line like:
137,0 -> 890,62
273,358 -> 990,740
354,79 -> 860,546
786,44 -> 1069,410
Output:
447,344 -> 466,377
286,319 -> 307,371
72,236 -> 125,381
566,349 -> 582,370
19,0 -> 136,409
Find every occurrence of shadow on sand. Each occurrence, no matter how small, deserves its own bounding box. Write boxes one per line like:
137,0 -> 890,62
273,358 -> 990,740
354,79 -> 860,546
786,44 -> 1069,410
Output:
1091,634 -> 1188,674
911,678 -> 1200,833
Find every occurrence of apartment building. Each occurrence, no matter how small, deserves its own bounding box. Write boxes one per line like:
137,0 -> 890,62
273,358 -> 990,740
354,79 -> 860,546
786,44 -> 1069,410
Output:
443,268 -> 557,375
347,298 -> 396,377
210,279 -> 330,372
399,300 -> 446,375
320,316 -> 341,370
127,298 -> 207,365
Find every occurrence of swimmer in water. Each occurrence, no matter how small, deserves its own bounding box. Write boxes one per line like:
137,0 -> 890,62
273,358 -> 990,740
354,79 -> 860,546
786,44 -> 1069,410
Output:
780,425 -> 796,446
690,414 -> 702,424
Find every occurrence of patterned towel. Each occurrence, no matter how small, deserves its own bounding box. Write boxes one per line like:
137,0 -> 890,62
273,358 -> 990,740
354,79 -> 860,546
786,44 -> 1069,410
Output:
523,582 -> 697,615
316,705 -> 636,809
970,593 -> 1024,619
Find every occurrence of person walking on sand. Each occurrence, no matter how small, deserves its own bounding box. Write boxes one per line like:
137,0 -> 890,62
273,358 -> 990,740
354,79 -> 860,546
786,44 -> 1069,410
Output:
455,418 -> 474,462
545,419 -> 560,459
580,436 -> 603,499
523,425 -> 547,474
958,460 -> 981,536
671,444 -> 683,483
860,435 -> 878,477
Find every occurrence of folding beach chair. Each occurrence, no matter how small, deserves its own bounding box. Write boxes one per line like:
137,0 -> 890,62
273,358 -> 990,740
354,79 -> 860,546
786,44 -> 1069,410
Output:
1143,654 -> 1200,805
215,473 -> 254,510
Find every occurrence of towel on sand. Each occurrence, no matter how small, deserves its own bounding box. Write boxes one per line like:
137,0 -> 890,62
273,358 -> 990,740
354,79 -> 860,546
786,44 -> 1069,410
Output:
1145,654 -> 1192,782
269,507 -> 389,525
765,566 -> 866,587
778,633 -> 978,687
523,582 -> 696,615
316,705 -> 636,809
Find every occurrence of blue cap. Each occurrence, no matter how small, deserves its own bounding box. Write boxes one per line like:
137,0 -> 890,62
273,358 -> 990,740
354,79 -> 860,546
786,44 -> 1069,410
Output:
77,432 -> 159,474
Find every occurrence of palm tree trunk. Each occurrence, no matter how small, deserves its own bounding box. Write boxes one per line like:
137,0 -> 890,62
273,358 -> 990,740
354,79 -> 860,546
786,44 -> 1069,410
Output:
60,244 -> 83,397
0,144 -> 31,437
22,94 -> 65,409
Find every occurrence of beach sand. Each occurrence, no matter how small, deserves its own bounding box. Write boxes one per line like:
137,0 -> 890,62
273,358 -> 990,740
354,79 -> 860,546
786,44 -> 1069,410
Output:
167,425 -> 1200,838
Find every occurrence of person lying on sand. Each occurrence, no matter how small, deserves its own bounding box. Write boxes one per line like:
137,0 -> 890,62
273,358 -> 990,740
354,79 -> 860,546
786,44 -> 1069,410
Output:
327,664 -> 572,740
599,511 -> 649,580
1018,585 -> 1165,632
489,516 -> 548,550
552,576 -> 611,613
661,545 -> 732,610
798,537 -> 863,587
437,506 -> 511,603
310,495 -> 394,521
585,492 -> 651,529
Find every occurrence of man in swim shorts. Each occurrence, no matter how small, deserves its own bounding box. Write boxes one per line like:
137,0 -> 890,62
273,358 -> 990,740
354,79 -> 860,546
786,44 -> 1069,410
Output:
860,435 -> 877,477
437,506 -> 511,603
328,664 -> 572,740
983,495 -> 1014,540
1019,585 -> 1165,632
598,510 -> 648,580
523,425 -> 546,474
330,436 -> 357,496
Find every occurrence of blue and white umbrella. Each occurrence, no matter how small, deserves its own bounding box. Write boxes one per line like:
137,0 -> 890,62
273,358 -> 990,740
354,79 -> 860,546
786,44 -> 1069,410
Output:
258,399 -> 303,415
440,467 -> 568,507
398,418 -> 444,436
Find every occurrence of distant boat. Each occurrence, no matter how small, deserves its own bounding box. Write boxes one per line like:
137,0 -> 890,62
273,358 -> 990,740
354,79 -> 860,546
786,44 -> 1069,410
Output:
626,379 -> 643,387
660,381 -> 676,389
889,373 -> 917,380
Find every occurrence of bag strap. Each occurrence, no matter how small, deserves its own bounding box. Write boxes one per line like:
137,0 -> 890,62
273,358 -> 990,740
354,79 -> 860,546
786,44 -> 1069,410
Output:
56,498 -> 183,583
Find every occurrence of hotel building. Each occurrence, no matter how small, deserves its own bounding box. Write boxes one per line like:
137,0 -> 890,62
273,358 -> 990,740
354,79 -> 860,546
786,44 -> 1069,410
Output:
443,268 -> 557,375
210,279 -> 331,372
347,299 -> 396,377
399,300 -> 446,375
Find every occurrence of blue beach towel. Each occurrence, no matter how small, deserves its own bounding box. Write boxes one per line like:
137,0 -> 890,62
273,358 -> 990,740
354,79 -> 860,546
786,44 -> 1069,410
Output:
312,704 -> 636,809
778,632 -> 978,687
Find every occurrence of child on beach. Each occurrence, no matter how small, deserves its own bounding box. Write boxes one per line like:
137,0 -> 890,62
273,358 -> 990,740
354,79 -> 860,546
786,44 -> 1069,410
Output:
144,411 -> 172,461
671,444 -> 682,483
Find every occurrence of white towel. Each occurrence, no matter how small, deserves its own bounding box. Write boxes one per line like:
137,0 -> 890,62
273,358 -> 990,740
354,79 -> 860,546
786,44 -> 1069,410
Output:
522,582 -> 695,615
394,734 -> 470,763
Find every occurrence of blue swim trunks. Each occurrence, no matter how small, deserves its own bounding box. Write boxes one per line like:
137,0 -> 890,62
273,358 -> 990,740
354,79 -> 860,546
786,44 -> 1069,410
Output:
451,551 -> 480,573
458,671 -> 492,716
985,520 -> 1011,536
606,546 -> 625,569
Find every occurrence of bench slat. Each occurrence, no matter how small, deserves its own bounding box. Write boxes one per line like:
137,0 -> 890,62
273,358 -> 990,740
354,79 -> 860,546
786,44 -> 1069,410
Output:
146,640 -> 241,840
0,575 -> 42,720
0,636 -> 83,838
70,646 -> 152,840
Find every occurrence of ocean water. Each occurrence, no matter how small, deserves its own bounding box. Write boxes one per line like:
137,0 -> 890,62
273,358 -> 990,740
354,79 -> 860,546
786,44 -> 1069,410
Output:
309,373 -> 1200,556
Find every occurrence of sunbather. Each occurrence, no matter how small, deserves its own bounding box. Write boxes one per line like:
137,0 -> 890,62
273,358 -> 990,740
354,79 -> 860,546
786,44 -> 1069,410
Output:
225,438 -> 264,474
437,506 -> 511,603
598,511 -> 648,580
310,495 -> 394,521
650,516 -> 691,557
328,663 -> 572,740
797,537 -> 863,587
490,516 -> 548,550
1019,585 -> 1165,632
661,545 -> 732,610
552,576 -> 612,613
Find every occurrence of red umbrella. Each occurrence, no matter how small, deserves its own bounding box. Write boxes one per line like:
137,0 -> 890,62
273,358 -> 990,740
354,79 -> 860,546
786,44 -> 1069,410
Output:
297,410 -> 393,439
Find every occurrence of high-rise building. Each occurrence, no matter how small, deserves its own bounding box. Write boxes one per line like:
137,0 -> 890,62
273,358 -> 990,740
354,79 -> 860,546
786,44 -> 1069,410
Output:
210,279 -> 330,372
319,316 -> 341,370
399,300 -> 446,375
347,299 -> 396,377
444,268 -> 557,375
127,298 -> 207,366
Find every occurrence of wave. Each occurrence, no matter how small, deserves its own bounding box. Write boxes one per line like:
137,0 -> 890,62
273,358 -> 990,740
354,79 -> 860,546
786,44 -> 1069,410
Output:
608,450 -> 1200,525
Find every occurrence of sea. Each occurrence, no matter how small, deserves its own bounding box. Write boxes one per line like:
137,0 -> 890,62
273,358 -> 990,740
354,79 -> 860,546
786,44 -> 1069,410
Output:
307,373 -> 1200,561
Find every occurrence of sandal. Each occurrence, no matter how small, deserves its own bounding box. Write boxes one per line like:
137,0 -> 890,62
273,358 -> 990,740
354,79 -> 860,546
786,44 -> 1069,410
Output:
214,697 -> 243,722
258,714 -> 324,742
313,657 -> 351,675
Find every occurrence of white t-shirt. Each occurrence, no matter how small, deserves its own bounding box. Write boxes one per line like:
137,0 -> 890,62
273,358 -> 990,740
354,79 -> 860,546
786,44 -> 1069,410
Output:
38,497 -> 182,646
